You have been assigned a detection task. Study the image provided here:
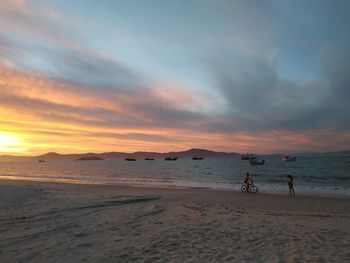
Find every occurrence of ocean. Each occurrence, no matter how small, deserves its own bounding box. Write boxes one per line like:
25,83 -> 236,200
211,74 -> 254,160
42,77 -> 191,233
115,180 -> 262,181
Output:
1,156 -> 350,196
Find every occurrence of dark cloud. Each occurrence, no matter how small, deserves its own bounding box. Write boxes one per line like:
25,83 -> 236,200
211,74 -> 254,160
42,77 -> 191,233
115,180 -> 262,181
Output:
50,48 -> 144,90
323,46 -> 350,103
208,50 -> 350,133
0,36 -> 142,91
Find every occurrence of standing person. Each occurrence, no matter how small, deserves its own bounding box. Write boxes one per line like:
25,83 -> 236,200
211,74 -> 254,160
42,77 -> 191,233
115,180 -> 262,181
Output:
243,172 -> 252,192
287,175 -> 295,196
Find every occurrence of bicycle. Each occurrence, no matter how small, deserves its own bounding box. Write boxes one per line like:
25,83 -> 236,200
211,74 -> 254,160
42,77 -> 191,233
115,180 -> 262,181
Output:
241,180 -> 258,194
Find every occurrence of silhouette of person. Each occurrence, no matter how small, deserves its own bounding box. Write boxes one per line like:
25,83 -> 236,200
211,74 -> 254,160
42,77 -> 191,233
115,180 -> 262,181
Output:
287,175 -> 295,196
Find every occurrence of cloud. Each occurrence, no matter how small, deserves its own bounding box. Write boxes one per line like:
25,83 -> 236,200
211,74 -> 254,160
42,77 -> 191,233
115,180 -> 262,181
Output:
0,0 -> 83,50
1,60 -> 350,154
323,45 -> 350,102
206,39 -> 350,133
0,63 -> 228,153
200,0 -> 350,136
223,129 -> 350,154
0,66 -> 212,134
1,0 -> 350,153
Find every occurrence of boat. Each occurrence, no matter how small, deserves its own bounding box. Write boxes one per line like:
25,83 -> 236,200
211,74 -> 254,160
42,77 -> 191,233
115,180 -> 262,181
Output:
125,158 -> 136,161
145,158 -> 154,161
282,156 -> 296,162
192,157 -> 204,160
38,159 -> 46,162
76,157 -> 104,161
249,159 -> 265,166
165,157 -> 178,161
241,153 -> 257,160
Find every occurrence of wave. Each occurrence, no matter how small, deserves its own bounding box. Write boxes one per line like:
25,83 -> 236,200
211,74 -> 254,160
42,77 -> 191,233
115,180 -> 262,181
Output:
305,175 -> 328,181
266,178 -> 286,183
332,176 -> 350,181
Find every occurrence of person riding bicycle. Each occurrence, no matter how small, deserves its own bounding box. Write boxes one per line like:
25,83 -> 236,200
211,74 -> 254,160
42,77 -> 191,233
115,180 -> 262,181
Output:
243,172 -> 252,192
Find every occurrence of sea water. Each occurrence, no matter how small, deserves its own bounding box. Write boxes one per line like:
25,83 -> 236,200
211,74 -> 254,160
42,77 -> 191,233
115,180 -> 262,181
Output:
1,156 -> 350,196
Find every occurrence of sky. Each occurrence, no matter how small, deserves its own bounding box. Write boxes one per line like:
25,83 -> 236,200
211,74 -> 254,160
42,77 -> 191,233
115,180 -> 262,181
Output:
1,0 -> 350,155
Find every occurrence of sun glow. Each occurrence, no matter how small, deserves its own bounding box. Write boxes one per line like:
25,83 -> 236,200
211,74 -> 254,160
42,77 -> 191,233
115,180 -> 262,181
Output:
0,134 -> 23,153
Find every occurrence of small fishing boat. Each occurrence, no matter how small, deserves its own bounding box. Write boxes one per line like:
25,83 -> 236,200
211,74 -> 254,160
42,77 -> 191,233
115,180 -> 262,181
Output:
145,158 -> 154,161
241,153 -> 257,160
38,159 -> 46,162
165,157 -> 178,161
249,159 -> 265,166
282,156 -> 296,162
125,158 -> 136,161
192,157 -> 204,160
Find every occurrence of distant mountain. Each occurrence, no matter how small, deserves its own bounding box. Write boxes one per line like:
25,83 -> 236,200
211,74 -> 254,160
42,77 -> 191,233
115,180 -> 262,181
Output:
0,148 -> 239,162
38,152 -> 66,160
168,148 -> 239,158
1,149 -> 348,162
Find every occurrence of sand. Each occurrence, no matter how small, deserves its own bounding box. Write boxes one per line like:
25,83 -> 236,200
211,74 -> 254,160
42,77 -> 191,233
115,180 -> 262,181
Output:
0,180 -> 349,262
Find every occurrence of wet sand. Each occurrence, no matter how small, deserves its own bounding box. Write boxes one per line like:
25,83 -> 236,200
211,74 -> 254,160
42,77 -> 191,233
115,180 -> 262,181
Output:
0,180 -> 349,262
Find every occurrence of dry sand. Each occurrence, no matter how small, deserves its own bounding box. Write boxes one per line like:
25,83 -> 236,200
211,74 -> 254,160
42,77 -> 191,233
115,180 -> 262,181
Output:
0,180 -> 349,262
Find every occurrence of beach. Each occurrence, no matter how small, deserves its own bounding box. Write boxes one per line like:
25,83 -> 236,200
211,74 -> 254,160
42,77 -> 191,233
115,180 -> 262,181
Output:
0,180 -> 349,262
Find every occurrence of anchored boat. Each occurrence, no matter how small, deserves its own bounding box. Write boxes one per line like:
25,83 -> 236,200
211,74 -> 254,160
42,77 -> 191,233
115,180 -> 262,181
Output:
241,153 -> 257,160
165,157 -> 178,161
249,159 -> 265,166
125,158 -> 136,161
282,156 -> 296,162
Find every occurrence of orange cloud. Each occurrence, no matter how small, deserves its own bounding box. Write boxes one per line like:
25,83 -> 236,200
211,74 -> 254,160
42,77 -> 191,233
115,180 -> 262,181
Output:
1,66 -> 349,155
0,67 -> 217,154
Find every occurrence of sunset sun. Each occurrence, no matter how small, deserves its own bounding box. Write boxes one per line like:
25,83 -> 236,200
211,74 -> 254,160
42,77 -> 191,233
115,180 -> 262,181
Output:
0,134 -> 22,152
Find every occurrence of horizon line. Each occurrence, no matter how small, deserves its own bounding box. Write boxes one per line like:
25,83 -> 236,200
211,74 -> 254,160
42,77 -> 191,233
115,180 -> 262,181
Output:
1,148 -> 350,158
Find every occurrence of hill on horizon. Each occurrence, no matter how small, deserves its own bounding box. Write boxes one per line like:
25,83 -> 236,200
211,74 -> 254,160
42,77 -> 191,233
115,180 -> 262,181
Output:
0,148 -> 240,162
1,148 -> 349,162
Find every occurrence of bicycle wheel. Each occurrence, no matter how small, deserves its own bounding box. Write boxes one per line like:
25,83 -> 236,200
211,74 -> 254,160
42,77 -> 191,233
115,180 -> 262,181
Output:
249,185 -> 258,194
241,185 -> 248,193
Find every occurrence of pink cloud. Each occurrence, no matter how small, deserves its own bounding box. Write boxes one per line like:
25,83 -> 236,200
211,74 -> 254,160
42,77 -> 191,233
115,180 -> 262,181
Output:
0,0 -> 84,51
1,66 -> 349,154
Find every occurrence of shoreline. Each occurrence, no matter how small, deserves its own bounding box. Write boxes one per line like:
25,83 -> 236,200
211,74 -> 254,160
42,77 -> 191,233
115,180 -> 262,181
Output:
1,178 -> 350,213
1,178 -> 350,262
1,176 -> 350,200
